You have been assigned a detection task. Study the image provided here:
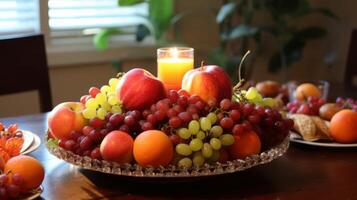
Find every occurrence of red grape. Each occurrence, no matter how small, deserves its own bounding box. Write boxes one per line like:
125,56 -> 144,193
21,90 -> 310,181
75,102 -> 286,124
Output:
220,117 -> 234,129
141,122 -> 154,131
170,134 -> 181,145
142,109 -> 151,118
178,112 -> 192,124
58,139 -> 67,149
89,118 -> 105,129
217,112 -> 224,121
70,131 -> 82,142
83,150 -> 91,157
241,121 -> 252,131
230,102 -> 240,110
109,113 -> 124,126
187,105 -> 198,115
168,90 -> 179,103
105,112 -> 113,121
150,104 -> 157,112
220,99 -> 231,110
88,87 -> 100,98
0,187 -> 7,199
178,89 -> 189,97
283,119 -> 294,129
195,101 -> 206,110
243,103 -> 254,116
169,117 -> 182,128
156,101 -> 170,112
262,117 -> 274,126
100,129 -> 109,138
105,122 -> 115,132
146,114 -> 157,125
167,108 -> 178,118
6,184 -> 20,198
207,98 -> 217,108
297,104 -> 310,114
124,115 -> 136,126
192,113 -> 199,120
88,130 -> 102,143
119,124 -> 130,133
80,136 -> 93,150
80,95 -> 90,104
248,114 -> 261,124
0,174 -> 8,186
173,105 -> 184,113
82,126 -> 94,136
188,95 -> 200,104
256,106 -> 265,116
130,110 -> 142,120
177,96 -> 188,107
64,140 -> 76,151
90,148 -> 102,160
232,124 -> 245,136
229,110 -> 241,122
154,110 -> 166,121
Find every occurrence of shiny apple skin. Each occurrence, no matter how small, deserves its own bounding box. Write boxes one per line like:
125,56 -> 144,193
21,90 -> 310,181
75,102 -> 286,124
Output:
48,102 -> 87,140
116,68 -> 166,111
100,131 -> 134,164
182,65 -> 232,103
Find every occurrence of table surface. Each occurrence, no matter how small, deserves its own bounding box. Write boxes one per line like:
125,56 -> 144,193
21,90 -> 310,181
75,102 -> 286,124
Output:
1,113 -> 357,200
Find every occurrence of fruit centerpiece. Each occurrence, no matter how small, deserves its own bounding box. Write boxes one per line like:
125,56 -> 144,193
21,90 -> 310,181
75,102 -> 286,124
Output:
45,50 -> 293,177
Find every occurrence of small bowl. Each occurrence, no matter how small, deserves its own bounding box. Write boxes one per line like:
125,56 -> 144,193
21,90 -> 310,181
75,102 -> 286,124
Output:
287,80 -> 329,102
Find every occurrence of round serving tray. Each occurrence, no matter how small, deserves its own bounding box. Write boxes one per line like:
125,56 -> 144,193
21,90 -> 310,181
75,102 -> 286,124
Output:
45,133 -> 289,178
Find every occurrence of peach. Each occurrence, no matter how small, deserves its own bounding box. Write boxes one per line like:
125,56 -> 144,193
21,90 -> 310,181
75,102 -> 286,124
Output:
100,131 -> 134,164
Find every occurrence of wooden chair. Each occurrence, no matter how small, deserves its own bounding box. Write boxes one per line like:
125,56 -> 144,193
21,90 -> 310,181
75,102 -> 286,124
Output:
0,34 -> 52,112
345,29 -> 357,89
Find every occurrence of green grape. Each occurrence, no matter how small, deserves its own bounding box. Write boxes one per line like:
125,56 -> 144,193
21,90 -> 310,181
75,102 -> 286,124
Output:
207,150 -> 220,163
196,131 -> 206,140
95,93 -> 107,105
108,96 -> 119,106
85,98 -> 98,110
263,97 -> 275,108
177,157 -> 192,168
111,105 -> 122,114
96,108 -> 107,120
220,134 -> 235,146
100,101 -> 111,111
100,85 -> 111,94
202,143 -> 213,158
199,117 -> 211,131
251,93 -> 263,104
210,138 -> 222,150
188,120 -> 200,135
192,152 -> 205,167
107,91 -> 116,97
210,125 -> 223,138
207,112 -> 217,124
175,144 -> 192,156
178,128 -> 191,139
189,138 -> 203,151
109,78 -> 119,88
82,108 -> 96,119
246,87 -> 258,100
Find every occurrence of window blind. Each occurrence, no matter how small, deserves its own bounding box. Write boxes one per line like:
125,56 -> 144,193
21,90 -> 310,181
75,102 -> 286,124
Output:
0,0 -> 39,36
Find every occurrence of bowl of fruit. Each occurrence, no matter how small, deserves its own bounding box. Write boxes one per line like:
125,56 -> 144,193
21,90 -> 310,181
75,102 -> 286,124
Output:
45,63 -> 294,178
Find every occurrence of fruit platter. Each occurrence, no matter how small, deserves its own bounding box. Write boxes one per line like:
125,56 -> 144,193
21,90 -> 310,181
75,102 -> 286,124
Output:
0,123 -> 45,199
45,49 -> 294,178
253,79 -> 357,147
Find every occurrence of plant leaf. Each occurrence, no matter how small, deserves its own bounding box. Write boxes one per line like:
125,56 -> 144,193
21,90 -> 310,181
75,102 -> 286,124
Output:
93,28 -> 122,50
310,7 -> 339,20
224,24 -> 258,40
47,138 -> 59,148
118,0 -> 145,6
149,0 -> 173,39
136,24 -> 150,42
216,2 -> 237,23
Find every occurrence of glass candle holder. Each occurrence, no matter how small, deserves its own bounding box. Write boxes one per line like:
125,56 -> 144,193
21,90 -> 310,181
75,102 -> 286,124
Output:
157,47 -> 194,91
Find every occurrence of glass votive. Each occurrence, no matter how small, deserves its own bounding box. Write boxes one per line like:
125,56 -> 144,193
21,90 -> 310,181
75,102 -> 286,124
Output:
157,47 -> 194,91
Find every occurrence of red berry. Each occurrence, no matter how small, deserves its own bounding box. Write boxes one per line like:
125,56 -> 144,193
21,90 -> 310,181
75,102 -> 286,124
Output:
109,113 -> 124,126
232,124 -> 245,136
64,140 -> 76,151
248,114 -> 261,124
124,115 -> 136,126
169,117 -> 182,128
80,95 -> 90,104
146,114 -> 157,125
89,118 -> 105,129
177,96 -> 188,107
170,134 -> 181,145
220,99 -> 231,110
229,110 -> 241,121
167,108 -> 178,118
154,110 -> 166,121
141,122 -> 154,131
80,136 -> 93,150
178,112 -> 192,124
188,95 -> 201,104
178,89 -> 189,97
82,126 -> 94,136
195,101 -> 206,110
90,148 -> 102,160
168,90 -> 179,103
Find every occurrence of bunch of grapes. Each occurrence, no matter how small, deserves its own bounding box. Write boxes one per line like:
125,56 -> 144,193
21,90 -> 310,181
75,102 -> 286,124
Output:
80,77 -> 123,120
0,172 -> 26,199
235,87 -> 276,107
336,97 -> 357,111
286,96 -> 326,115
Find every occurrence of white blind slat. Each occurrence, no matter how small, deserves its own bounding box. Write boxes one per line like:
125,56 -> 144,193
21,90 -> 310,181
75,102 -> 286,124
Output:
0,0 -> 38,36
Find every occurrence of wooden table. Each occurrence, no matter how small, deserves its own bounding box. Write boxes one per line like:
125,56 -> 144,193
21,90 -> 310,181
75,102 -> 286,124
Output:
1,113 -> 357,200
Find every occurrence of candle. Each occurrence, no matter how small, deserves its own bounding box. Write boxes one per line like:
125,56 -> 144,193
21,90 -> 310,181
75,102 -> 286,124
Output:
157,47 -> 194,91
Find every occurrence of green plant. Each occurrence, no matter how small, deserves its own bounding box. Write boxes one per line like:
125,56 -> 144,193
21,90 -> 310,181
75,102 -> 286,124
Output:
210,0 -> 338,82
94,0 -> 182,50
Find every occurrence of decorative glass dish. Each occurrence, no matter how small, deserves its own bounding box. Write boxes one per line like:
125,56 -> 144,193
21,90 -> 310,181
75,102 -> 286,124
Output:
45,133 -> 290,178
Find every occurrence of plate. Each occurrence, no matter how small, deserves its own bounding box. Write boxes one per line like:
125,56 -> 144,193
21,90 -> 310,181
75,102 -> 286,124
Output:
20,186 -> 43,200
20,130 -> 34,153
46,133 -> 290,178
22,133 -> 41,155
290,132 -> 357,147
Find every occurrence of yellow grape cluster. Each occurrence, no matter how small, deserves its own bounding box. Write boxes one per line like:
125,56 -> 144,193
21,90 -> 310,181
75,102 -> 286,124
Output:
82,78 -> 122,120
241,87 -> 276,107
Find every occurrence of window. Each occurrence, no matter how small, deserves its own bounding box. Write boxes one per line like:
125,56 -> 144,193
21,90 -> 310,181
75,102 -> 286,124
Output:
0,0 -> 153,65
0,0 -> 39,37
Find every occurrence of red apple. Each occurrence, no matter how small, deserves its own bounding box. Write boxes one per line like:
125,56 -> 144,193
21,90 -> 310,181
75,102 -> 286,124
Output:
48,102 -> 87,140
181,65 -> 232,103
116,68 -> 166,111
100,131 -> 133,164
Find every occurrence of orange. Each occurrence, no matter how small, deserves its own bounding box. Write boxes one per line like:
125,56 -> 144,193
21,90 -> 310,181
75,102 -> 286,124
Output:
330,109 -> 357,143
295,83 -> 321,101
228,131 -> 261,159
133,130 -> 173,167
4,155 -> 44,190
